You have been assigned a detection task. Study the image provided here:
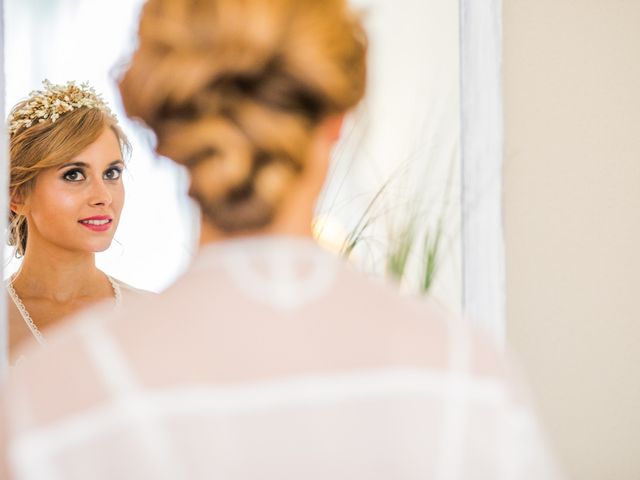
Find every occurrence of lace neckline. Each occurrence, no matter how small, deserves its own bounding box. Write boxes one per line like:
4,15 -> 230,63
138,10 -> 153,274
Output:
6,275 -> 122,346
192,235 -> 338,310
193,235 -> 327,268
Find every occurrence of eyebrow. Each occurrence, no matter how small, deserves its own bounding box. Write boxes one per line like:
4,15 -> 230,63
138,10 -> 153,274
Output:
57,160 -> 124,170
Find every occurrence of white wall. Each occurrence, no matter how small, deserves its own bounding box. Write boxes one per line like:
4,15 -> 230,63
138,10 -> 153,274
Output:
503,1 -> 640,478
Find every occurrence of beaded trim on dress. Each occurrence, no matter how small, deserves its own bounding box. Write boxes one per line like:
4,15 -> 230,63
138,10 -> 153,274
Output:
6,275 -> 122,346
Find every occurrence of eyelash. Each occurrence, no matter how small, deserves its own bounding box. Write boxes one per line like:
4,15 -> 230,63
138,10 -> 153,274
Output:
104,166 -> 123,180
62,166 -> 123,182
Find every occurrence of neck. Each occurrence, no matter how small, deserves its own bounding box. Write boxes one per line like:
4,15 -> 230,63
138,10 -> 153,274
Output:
198,203 -> 315,245
199,170 -> 319,246
13,240 -> 103,302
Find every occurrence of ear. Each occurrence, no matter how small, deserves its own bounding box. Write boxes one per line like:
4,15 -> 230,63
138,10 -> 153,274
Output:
321,113 -> 346,145
10,191 -> 28,216
305,114 -> 348,191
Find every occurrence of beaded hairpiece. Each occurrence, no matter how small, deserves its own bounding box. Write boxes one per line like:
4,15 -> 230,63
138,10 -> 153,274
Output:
8,79 -> 115,136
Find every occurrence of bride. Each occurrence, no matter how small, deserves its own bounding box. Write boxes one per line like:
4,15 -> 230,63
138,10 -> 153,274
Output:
5,80 -> 138,363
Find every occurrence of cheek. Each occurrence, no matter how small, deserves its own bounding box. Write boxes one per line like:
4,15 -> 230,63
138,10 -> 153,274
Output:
30,185 -> 79,219
112,184 -> 125,215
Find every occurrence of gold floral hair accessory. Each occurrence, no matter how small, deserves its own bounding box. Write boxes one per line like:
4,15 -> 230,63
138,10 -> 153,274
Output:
8,79 -> 115,136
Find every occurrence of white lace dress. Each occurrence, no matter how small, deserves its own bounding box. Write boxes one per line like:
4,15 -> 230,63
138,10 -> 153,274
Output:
0,236 -> 564,479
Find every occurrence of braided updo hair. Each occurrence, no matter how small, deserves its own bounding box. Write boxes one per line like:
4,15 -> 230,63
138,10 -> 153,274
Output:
119,0 -> 367,232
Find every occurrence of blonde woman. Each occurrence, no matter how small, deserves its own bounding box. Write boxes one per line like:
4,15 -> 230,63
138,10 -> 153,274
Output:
1,1 -> 562,479
5,81 -> 137,363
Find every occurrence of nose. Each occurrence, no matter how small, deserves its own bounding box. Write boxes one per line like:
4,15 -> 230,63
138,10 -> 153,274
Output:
89,179 -> 112,207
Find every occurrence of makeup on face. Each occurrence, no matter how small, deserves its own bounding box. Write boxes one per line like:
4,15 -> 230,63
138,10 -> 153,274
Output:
55,159 -> 123,235
58,160 -> 123,183
24,127 -> 126,253
78,215 -> 114,232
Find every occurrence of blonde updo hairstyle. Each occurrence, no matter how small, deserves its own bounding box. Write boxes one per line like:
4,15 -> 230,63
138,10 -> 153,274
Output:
119,0 -> 367,232
8,106 -> 129,257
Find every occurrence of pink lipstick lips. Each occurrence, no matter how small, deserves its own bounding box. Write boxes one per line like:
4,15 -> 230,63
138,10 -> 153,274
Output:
78,215 -> 113,232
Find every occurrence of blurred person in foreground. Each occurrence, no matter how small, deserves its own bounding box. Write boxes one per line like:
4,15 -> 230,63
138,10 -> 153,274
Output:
1,0 -> 563,478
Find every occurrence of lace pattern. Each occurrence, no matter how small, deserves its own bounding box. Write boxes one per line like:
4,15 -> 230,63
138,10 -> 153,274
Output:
6,274 -> 122,346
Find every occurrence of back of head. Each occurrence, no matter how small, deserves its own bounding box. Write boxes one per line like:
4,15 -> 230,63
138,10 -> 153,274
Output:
119,0 -> 367,232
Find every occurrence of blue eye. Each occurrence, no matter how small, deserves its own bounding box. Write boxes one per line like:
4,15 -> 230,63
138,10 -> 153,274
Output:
104,167 -> 122,180
63,169 -> 85,182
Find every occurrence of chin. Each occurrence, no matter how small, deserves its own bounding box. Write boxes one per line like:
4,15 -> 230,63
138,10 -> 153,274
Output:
93,241 -> 114,253
82,238 -> 115,253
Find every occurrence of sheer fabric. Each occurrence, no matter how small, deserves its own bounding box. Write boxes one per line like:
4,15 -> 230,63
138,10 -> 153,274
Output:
1,236 -> 562,479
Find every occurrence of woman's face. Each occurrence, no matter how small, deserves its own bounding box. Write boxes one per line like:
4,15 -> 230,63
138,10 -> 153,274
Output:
22,127 -> 125,254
